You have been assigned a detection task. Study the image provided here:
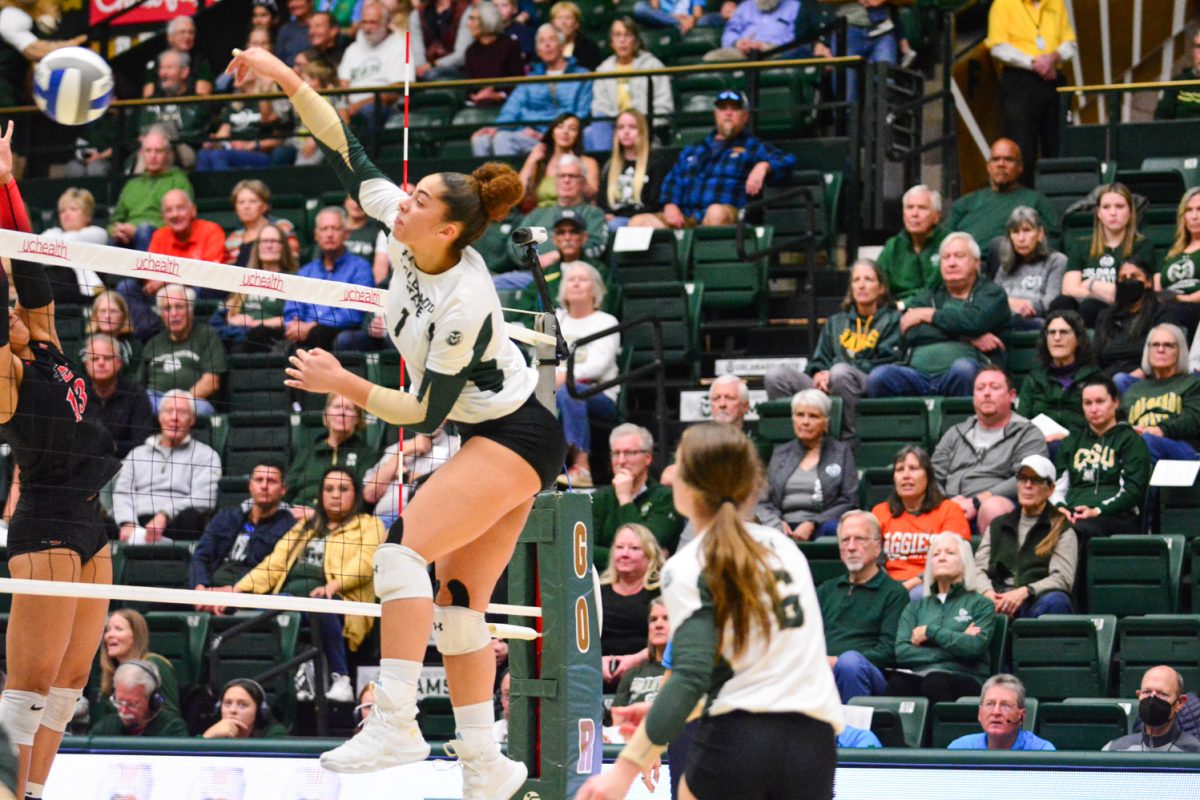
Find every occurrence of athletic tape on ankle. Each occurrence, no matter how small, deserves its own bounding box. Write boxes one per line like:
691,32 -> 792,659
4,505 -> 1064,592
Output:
373,544 -> 432,602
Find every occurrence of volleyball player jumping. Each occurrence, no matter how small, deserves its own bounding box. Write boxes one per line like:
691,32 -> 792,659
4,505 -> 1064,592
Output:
577,423 -> 844,800
226,48 -> 567,800
0,122 -> 121,800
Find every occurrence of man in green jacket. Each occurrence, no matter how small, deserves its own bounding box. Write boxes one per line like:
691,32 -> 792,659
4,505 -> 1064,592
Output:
817,510 -> 910,702
877,184 -> 949,304
590,423 -> 682,565
108,127 -> 194,252
867,232 -> 1011,398
90,662 -> 188,738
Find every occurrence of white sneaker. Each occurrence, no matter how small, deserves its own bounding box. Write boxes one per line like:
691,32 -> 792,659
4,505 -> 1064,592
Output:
444,739 -> 528,800
319,684 -> 430,773
327,673 -> 354,703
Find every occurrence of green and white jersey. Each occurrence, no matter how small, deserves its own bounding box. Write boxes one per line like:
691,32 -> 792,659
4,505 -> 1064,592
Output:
358,177 -> 538,426
658,522 -> 843,732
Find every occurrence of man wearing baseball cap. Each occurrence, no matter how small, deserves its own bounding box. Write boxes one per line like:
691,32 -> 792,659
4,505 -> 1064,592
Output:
974,454 -> 1078,619
630,88 -> 795,229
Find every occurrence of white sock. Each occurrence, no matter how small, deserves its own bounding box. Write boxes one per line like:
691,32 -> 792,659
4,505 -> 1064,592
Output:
378,659 -> 422,716
25,781 -> 44,799
454,701 -> 499,761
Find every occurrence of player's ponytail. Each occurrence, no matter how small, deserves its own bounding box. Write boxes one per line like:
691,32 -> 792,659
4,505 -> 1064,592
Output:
676,423 -> 779,660
440,163 -> 523,252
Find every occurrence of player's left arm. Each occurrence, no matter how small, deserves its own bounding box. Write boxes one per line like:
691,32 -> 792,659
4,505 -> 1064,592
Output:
0,125 -> 58,350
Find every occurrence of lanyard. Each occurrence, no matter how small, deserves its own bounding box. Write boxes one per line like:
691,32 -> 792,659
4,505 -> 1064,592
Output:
1023,0 -> 1048,51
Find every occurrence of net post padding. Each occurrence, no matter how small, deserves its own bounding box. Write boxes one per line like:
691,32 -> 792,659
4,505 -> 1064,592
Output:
508,491 -> 603,799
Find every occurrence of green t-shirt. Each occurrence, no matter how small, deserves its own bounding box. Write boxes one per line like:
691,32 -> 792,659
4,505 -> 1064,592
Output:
876,227 -> 948,302
241,293 -> 286,323
1159,250 -> 1200,293
139,324 -> 229,395
1065,237 -> 1157,285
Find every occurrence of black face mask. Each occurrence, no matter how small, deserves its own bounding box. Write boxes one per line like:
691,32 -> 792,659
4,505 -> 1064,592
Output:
1139,695 -> 1173,728
1116,279 -> 1147,307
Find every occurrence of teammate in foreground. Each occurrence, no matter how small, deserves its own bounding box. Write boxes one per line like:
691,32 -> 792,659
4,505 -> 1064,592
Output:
576,423 -> 843,800
0,122 -> 121,799
226,47 -> 567,800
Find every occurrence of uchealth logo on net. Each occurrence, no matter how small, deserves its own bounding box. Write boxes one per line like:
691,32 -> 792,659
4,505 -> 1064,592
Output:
341,286 -> 383,307
239,272 -> 286,293
134,253 -> 183,277
21,238 -> 68,260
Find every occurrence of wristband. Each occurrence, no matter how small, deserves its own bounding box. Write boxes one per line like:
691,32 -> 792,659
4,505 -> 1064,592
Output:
617,720 -> 666,771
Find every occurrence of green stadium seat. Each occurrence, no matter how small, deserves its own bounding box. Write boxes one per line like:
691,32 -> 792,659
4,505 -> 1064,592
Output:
1141,206 -> 1177,253
673,26 -> 721,62
1010,614 -> 1117,700
854,398 -> 933,470
1086,535 -> 1184,616
930,697 -> 1037,748
936,396 -> 973,440
1061,210 -> 1094,256
145,610 -> 211,686
418,695 -> 456,740
1115,169 -> 1187,207
366,350 -> 404,391
1004,330 -> 1042,388
610,228 -> 689,286
687,225 -> 773,322
619,281 -> 703,380
990,613 -> 1009,676
226,353 -> 292,415
1035,157 -> 1101,223
225,411 -> 292,478
1142,156 -> 1200,189
114,542 -> 193,614
206,611 -> 302,709
1116,615 -> 1200,697
858,467 -> 893,510
796,539 -> 842,586
848,696 -> 928,748
218,474 -> 248,508
1037,701 -> 1131,750
1063,695 -> 1137,726
1157,483 -> 1200,539
756,67 -> 820,138
762,170 -> 841,265
451,106 -> 501,127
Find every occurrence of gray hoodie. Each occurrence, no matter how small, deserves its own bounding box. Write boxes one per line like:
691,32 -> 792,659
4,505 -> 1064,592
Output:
112,435 -> 222,525
932,414 -> 1048,500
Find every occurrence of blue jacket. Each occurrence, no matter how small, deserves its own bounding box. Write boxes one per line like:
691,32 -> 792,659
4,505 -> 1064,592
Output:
495,58 -> 592,129
189,502 -> 296,588
947,729 -> 1056,751
283,251 -> 374,328
659,129 -> 796,220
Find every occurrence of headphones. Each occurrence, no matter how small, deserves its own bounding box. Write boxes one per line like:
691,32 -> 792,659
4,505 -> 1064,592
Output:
217,678 -> 271,731
110,659 -> 165,717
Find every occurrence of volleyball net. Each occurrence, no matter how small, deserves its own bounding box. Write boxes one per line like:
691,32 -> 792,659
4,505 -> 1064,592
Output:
0,223 -> 602,796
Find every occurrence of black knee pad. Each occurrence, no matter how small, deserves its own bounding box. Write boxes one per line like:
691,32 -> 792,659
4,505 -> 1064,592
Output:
386,516 -> 405,545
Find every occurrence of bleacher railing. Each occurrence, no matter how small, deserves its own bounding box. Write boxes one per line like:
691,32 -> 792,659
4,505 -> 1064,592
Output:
1056,77 -> 1200,165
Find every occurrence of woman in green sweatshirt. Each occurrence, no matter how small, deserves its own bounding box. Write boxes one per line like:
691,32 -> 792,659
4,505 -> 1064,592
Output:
1016,309 -> 1103,444
1053,375 -> 1151,540
889,532 -> 995,706
1121,323 -> 1200,462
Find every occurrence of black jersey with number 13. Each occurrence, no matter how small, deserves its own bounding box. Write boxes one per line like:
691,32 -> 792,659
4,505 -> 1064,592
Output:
1,341 -> 119,496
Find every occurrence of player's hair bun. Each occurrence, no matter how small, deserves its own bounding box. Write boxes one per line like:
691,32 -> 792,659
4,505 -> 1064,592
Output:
472,162 -> 524,222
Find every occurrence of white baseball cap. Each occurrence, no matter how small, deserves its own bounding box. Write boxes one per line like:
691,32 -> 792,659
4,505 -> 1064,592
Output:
1017,454 -> 1056,483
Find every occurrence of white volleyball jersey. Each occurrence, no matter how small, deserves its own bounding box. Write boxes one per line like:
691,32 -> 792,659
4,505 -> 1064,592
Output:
358,176 -> 537,424
661,521 -> 844,731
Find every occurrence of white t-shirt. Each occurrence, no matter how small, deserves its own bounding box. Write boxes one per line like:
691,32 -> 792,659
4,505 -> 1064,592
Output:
357,176 -> 538,425
338,31 -> 411,105
662,521 -> 844,731
556,307 -> 620,401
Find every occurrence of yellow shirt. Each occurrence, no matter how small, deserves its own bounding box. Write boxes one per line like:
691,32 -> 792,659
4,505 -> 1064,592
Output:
985,0 -> 1076,59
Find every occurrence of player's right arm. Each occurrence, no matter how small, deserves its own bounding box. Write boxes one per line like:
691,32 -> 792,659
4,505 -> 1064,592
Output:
226,47 -> 405,225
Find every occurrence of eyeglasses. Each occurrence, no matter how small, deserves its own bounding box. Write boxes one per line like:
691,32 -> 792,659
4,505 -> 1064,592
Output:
1045,328 -> 1074,338
1016,475 -> 1047,485
1150,342 -> 1179,350
981,699 -> 1019,712
259,237 -> 283,245
611,449 -> 649,459
558,173 -> 584,181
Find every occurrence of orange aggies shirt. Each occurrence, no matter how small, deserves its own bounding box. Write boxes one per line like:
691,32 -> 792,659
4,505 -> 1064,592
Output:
871,500 -> 971,583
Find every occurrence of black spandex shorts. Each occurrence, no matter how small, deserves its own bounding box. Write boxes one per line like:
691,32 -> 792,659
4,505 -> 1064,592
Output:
7,491 -> 109,564
456,393 -> 567,490
685,711 -> 836,800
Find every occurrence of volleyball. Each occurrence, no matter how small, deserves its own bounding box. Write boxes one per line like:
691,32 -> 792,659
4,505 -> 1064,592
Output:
33,46 -> 114,126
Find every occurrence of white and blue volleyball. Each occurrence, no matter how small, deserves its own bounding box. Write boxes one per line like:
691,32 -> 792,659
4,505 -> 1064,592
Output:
33,47 -> 115,126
